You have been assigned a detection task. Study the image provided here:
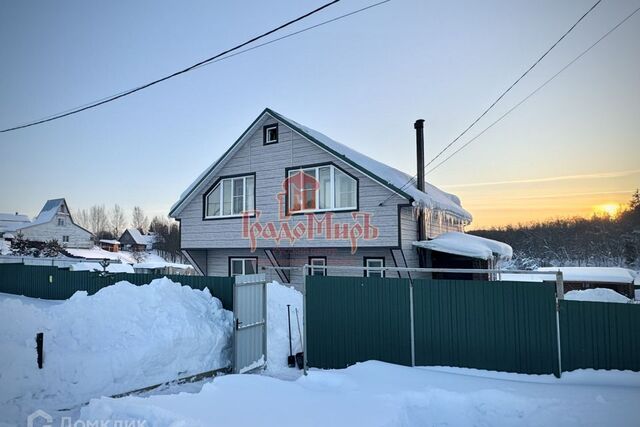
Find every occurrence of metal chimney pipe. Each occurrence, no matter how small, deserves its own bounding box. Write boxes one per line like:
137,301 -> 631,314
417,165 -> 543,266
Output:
414,119 -> 425,192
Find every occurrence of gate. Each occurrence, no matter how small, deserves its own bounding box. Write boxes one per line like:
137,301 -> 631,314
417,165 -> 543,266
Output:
233,273 -> 267,373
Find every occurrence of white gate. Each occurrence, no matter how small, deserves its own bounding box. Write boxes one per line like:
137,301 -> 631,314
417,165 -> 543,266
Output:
233,273 -> 267,374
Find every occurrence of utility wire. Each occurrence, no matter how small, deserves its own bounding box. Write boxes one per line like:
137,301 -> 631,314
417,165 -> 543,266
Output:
425,4 -> 640,176
378,0 -> 602,205
0,0 -> 344,133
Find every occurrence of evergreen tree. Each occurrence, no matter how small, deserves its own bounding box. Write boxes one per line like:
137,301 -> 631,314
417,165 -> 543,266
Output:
42,239 -> 63,257
10,232 -> 30,256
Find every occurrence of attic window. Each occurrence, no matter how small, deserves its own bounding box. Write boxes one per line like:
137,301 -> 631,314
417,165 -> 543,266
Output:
263,124 -> 278,145
57,218 -> 64,226
205,174 -> 255,219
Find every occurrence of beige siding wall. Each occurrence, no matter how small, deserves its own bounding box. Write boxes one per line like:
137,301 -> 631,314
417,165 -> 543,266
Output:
177,116 -> 407,250
19,213 -> 93,248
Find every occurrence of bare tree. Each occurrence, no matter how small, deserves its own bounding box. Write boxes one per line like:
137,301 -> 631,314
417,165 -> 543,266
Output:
110,204 -> 127,238
131,206 -> 149,233
89,205 -> 109,236
74,209 -> 91,230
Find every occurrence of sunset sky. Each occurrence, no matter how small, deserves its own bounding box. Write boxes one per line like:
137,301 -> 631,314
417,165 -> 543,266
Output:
1,0 -> 638,229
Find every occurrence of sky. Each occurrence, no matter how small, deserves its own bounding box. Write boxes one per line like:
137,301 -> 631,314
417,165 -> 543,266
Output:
0,0 -> 638,230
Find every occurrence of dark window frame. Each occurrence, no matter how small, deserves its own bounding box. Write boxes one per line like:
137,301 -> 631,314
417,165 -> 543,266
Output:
263,123 -> 279,145
202,172 -> 257,221
363,256 -> 385,278
308,256 -> 327,276
284,161 -> 359,216
228,256 -> 259,277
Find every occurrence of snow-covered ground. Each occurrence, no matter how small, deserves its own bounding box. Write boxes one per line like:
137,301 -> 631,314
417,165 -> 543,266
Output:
69,262 -> 135,273
565,288 -> 632,303
78,361 -> 640,427
0,278 -> 233,423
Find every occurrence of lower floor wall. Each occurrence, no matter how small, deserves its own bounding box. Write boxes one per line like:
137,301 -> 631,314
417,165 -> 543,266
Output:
202,247 -> 418,290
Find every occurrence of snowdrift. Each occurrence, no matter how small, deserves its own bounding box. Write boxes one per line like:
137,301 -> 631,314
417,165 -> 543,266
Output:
0,278 -> 233,419
265,281 -> 303,378
565,288 -> 631,304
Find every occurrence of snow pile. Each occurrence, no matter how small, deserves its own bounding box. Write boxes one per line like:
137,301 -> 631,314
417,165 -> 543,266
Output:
65,246 -> 137,263
538,267 -> 635,284
133,261 -> 193,271
565,288 -> 631,304
0,278 -> 233,420
68,262 -> 134,273
79,361 -> 640,427
265,281 -> 303,379
413,231 -> 513,260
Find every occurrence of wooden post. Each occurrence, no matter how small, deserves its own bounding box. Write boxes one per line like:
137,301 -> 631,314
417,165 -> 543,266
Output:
36,332 -> 43,369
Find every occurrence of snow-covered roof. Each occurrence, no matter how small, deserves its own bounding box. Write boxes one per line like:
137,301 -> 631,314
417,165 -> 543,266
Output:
565,288 -> 630,304
69,262 -> 134,274
123,228 -> 155,245
170,108 -> 472,221
99,239 -> 120,245
0,213 -> 30,223
0,213 -> 32,232
413,231 -> 512,260
28,198 -> 66,227
537,267 -> 635,284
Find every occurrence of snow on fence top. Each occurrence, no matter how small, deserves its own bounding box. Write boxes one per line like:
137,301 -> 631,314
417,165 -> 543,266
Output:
537,267 -> 636,284
413,231 -> 513,260
69,262 -> 134,273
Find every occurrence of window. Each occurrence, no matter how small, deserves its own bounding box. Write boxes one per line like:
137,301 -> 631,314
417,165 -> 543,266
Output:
57,218 -> 64,226
287,164 -> 357,213
205,175 -> 255,218
229,257 -> 258,276
309,257 -> 326,276
62,235 -> 69,243
263,124 -> 278,145
364,257 -> 384,278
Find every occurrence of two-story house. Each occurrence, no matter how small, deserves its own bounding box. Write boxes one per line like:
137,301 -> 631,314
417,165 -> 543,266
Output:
170,108 -> 473,288
10,198 -> 94,248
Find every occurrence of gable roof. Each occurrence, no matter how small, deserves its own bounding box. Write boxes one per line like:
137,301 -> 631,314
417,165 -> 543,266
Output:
170,108 -> 472,221
17,198 -> 94,235
0,213 -> 31,233
121,228 -> 155,246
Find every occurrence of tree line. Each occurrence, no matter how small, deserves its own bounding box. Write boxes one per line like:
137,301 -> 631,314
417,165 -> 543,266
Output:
470,190 -> 640,269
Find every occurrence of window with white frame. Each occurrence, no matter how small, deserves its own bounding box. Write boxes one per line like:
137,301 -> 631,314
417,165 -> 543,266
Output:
287,164 -> 357,213
263,124 -> 278,144
57,218 -> 64,226
205,175 -> 255,218
364,257 -> 384,278
309,257 -> 326,276
229,257 -> 257,276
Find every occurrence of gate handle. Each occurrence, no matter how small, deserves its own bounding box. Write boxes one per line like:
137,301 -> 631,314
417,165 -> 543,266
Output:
236,318 -> 242,330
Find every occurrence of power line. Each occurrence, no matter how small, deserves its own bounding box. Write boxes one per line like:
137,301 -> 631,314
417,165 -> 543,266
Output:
378,0 -> 602,206
425,4 -> 640,176
0,0 -> 344,133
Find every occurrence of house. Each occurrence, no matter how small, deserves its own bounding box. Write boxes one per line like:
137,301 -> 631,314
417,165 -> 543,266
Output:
119,228 -> 155,252
98,239 -> 120,252
170,108 -> 476,288
3,199 -> 93,249
0,212 -> 31,237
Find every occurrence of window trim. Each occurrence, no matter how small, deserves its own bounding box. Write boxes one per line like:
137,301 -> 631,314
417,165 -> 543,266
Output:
308,256 -> 327,276
263,123 -> 279,145
202,172 -> 256,220
284,162 -> 359,216
228,256 -> 259,277
62,235 -> 70,243
57,218 -> 64,226
363,256 -> 385,278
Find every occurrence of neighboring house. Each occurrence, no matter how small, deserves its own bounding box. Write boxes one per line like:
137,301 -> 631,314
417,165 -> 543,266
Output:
4,199 -> 93,249
0,213 -> 31,238
170,108 -> 480,288
119,228 -> 155,251
98,239 -> 120,252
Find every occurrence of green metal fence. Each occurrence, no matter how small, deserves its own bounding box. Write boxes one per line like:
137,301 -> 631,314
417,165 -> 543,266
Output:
306,275 -> 640,375
413,279 -> 559,375
560,300 -> 640,372
0,263 -> 234,310
306,275 -> 412,369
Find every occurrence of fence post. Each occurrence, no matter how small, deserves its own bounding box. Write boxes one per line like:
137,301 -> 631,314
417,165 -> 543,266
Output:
302,265 -> 308,376
554,271 -> 564,378
409,279 -> 416,367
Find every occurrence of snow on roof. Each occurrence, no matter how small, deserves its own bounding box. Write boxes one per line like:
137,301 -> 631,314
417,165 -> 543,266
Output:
29,198 -> 66,227
565,288 -> 630,304
123,228 -> 155,245
99,239 -> 120,245
0,213 -> 30,223
170,108 -> 472,221
413,231 -> 512,260
537,267 -> 635,284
